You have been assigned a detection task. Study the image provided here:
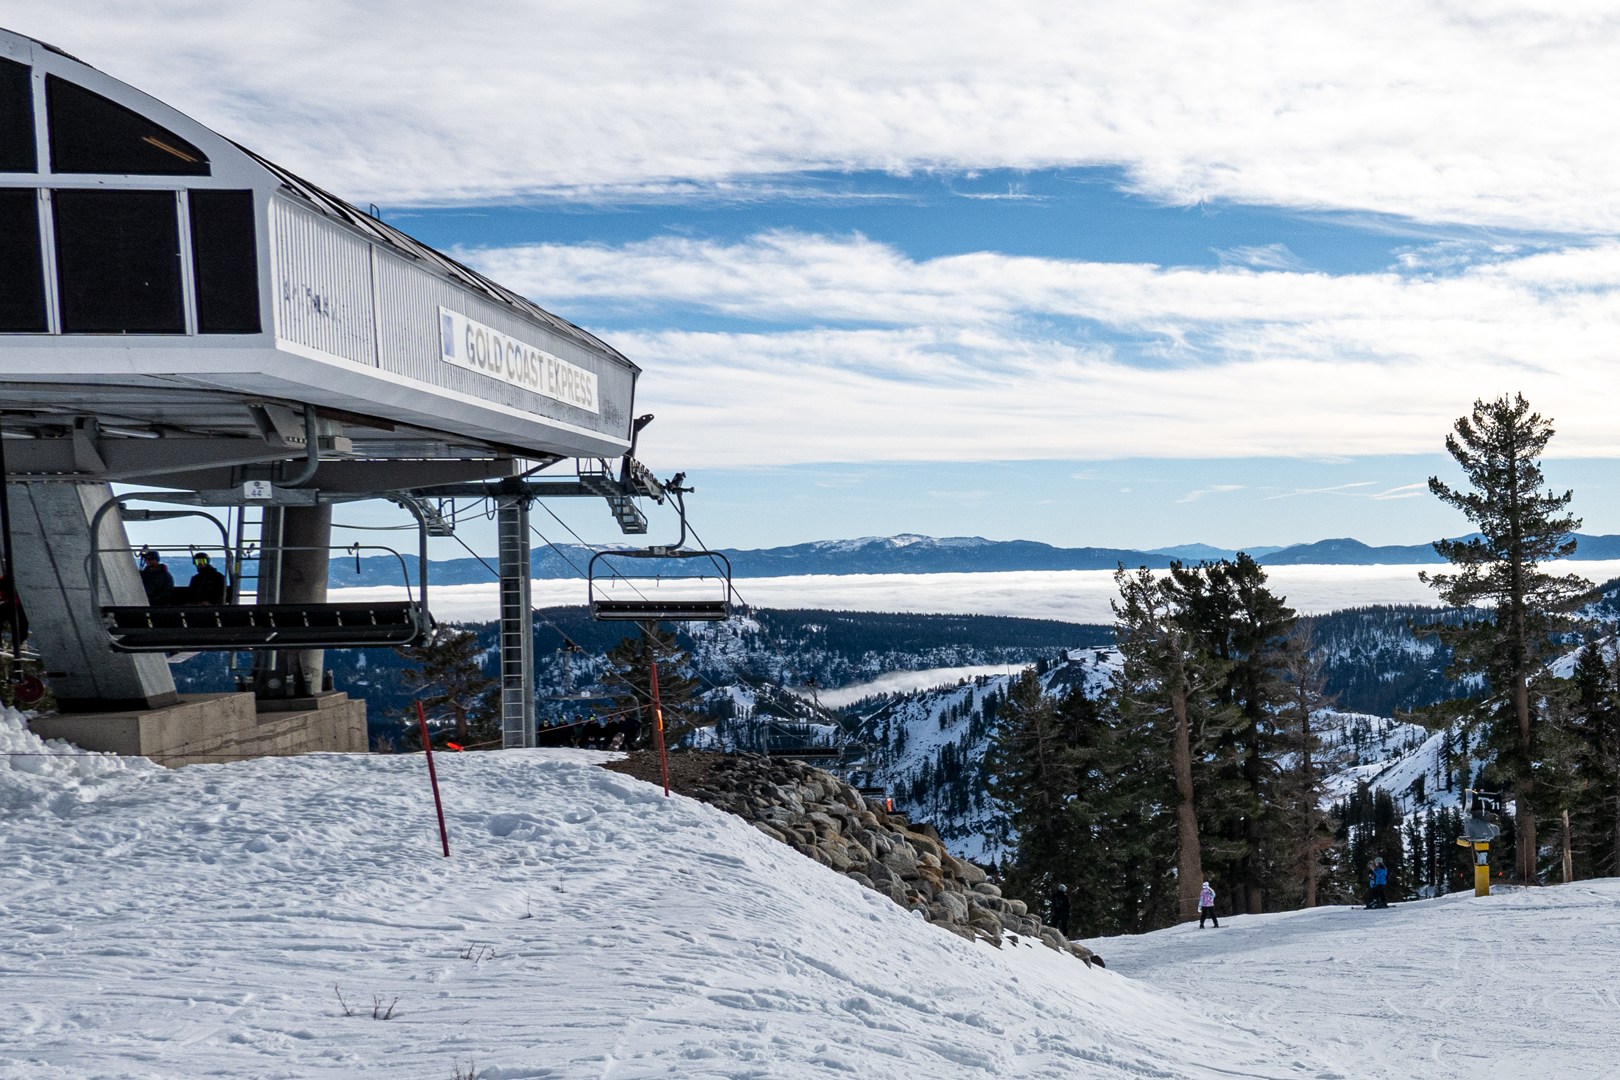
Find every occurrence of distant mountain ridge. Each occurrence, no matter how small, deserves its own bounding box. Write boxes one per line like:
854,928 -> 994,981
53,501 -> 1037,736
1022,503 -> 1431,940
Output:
328,531 -> 1620,587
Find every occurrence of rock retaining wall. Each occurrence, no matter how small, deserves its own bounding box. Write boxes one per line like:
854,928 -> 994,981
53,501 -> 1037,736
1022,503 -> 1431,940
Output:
667,753 -> 1099,966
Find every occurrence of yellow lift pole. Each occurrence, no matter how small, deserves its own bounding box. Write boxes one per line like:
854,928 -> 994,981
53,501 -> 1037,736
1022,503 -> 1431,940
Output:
1456,838 -> 1492,897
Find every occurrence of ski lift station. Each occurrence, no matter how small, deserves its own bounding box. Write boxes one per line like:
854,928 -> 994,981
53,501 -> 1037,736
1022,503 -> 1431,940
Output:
0,28 -> 689,762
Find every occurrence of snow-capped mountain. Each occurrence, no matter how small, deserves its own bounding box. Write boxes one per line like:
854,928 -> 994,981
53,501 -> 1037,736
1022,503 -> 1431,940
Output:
324,532 -> 1620,586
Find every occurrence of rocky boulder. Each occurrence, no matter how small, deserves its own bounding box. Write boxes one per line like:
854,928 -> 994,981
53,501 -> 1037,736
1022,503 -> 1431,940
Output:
601,750 -> 1100,967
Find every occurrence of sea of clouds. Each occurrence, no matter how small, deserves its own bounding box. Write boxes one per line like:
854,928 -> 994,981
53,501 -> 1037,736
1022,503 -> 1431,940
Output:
342,560 -> 1620,626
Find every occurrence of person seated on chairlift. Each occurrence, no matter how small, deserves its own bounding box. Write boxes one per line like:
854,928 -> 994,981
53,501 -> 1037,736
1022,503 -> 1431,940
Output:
138,549 -> 175,605
0,570 -> 27,646
182,552 -> 227,606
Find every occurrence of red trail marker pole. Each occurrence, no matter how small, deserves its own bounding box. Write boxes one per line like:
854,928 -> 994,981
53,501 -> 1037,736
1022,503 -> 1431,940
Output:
417,700 -> 451,857
649,650 -> 669,797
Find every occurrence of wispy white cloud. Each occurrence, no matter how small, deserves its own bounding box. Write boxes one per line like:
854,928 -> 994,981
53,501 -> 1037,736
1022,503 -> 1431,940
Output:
1178,485 -> 1246,504
18,1 -> 1620,230
1369,483 -> 1431,501
1218,244 -> 1307,271
457,232 -> 1620,467
1264,481 -> 1432,502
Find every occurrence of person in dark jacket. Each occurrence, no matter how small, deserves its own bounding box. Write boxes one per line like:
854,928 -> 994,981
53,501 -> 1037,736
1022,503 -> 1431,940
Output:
0,571 -> 26,649
183,552 -> 227,605
1048,882 -> 1071,936
139,550 -> 175,604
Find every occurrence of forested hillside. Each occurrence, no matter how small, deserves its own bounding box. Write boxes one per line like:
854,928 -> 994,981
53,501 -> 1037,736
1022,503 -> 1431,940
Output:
166,607 -> 1112,744
1303,605 -> 1471,715
164,600 -> 1490,746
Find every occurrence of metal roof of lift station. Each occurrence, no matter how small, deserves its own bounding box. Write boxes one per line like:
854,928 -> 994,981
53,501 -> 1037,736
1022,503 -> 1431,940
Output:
0,27 -> 642,490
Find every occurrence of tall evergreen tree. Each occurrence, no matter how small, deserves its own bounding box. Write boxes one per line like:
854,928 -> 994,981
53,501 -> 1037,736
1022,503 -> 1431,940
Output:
1167,555 -> 1296,914
1421,393 -> 1592,882
985,670 -> 1079,914
1278,622 -> 1336,908
1569,639 -> 1620,876
1090,686 -> 1181,933
1111,565 -> 1234,922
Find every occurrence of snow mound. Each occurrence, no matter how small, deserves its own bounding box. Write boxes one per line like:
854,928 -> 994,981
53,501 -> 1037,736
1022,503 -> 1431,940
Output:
0,705 -> 161,814
0,739 -> 1337,1078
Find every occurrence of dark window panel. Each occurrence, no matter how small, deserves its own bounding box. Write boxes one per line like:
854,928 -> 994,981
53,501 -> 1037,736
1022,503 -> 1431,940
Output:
0,58 -> 36,172
53,188 -> 185,334
46,75 -> 209,176
189,189 -> 261,334
0,188 -> 46,331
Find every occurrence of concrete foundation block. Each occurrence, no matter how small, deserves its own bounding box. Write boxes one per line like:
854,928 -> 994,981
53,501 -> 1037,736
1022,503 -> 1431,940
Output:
29,691 -> 368,767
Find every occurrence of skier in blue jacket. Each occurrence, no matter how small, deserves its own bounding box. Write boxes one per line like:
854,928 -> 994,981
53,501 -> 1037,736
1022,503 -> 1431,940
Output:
1366,857 -> 1389,908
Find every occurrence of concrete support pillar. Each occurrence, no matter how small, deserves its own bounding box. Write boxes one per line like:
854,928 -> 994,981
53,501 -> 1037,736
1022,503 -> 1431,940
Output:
252,502 -> 331,699
497,496 -> 534,748
4,481 -> 178,709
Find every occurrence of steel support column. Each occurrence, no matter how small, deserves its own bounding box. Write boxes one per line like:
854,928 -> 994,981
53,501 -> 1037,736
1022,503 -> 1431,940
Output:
5,482 -> 179,709
251,503 -> 333,699
497,496 -> 535,748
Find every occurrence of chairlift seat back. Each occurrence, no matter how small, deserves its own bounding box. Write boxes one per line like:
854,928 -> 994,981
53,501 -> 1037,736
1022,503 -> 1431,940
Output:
590,597 -> 732,622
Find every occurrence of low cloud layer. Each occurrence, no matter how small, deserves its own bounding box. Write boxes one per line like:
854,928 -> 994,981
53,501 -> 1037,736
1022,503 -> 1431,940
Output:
17,2 -> 1620,230
347,560 -> 1620,625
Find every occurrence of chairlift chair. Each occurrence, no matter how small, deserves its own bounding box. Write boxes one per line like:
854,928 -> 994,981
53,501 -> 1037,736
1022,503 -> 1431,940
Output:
586,477 -> 732,623
91,496 -> 433,653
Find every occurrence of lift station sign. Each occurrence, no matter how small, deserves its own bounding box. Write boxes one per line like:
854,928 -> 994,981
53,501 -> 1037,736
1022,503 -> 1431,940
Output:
439,308 -> 599,414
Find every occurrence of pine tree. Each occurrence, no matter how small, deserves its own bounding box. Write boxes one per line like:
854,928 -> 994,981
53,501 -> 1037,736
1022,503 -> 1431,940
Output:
985,671 -> 1075,906
1278,622 -> 1336,907
1167,555 -> 1296,914
596,626 -> 701,748
1421,393 -> 1592,882
1111,565 -> 1234,922
1093,681 -> 1185,932
1569,639 -> 1620,876
397,626 -> 497,746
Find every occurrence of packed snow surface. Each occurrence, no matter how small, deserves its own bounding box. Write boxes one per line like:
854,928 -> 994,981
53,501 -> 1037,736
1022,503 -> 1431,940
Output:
1,707 -> 1330,1078
6,704 -> 1615,1078
1087,884 -> 1620,1079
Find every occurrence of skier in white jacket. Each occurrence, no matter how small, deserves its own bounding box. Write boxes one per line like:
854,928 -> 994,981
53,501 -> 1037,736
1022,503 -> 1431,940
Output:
1198,881 -> 1219,928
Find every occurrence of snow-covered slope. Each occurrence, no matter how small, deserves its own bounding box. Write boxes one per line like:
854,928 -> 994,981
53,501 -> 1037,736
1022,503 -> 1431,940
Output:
0,706 -> 1331,1079
1087,881 -> 1620,1080
1318,709 -> 1479,814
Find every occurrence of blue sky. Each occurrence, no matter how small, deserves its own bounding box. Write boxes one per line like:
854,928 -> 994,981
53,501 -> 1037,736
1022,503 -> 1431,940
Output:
20,2 -> 1620,552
